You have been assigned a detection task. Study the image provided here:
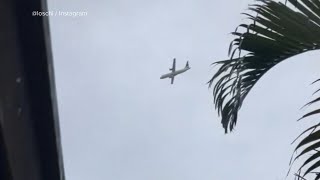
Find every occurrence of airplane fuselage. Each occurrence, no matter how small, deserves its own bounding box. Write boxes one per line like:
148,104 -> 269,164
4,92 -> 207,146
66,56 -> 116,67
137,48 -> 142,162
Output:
160,67 -> 190,79
160,59 -> 190,84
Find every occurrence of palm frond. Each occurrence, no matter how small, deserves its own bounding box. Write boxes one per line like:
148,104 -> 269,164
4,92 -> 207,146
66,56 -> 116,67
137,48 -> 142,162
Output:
291,81 -> 320,179
209,0 -> 320,133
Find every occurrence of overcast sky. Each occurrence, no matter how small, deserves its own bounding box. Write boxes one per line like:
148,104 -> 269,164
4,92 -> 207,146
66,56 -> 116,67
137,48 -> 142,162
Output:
47,0 -> 320,179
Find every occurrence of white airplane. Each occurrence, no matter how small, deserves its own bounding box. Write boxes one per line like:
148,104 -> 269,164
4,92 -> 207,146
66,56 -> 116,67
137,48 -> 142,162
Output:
160,58 -> 190,84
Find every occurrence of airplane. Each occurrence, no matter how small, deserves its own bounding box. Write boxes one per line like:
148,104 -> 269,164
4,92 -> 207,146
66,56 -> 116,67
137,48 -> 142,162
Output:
160,58 -> 190,84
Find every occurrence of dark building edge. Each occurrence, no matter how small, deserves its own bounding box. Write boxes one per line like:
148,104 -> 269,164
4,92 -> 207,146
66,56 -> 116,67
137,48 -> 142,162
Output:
0,0 -> 65,179
14,0 -> 66,179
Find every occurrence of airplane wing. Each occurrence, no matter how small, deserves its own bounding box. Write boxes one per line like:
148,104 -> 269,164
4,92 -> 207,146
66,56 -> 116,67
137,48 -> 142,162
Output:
171,77 -> 174,84
170,58 -> 176,72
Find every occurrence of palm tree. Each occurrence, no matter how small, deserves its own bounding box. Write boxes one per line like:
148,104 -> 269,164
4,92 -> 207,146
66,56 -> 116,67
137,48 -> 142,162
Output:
209,0 -> 320,179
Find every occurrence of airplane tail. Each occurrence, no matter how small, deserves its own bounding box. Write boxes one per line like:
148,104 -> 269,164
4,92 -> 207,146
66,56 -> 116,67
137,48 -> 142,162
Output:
185,61 -> 190,68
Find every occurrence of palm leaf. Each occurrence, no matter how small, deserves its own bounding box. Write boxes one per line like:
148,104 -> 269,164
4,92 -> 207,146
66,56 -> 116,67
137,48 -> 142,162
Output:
291,81 -> 320,178
209,0 -> 320,133
210,0 -> 320,178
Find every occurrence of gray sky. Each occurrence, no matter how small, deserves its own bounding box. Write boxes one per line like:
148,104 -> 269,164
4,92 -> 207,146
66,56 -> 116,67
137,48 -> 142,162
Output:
47,0 -> 320,179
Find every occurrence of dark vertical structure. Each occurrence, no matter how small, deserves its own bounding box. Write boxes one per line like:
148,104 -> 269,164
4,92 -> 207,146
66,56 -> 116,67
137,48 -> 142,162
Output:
0,0 -> 65,180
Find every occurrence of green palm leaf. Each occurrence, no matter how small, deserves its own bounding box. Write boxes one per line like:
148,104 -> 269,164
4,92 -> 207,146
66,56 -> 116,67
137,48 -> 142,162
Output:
291,82 -> 320,178
209,0 -> 320,133
210,0 -> 320,178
